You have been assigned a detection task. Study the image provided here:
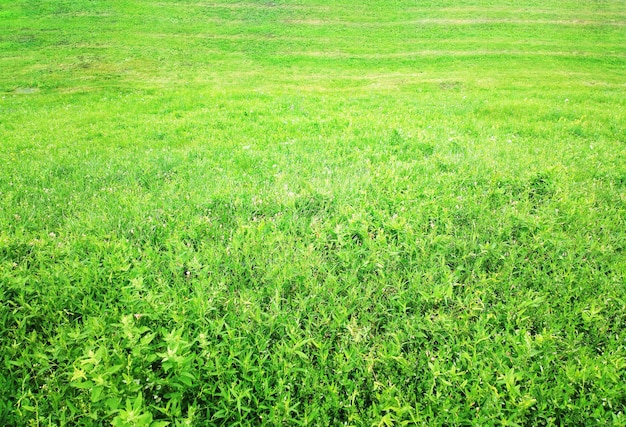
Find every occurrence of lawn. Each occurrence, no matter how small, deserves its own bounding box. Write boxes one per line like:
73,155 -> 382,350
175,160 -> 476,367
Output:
1,0 -> 625,425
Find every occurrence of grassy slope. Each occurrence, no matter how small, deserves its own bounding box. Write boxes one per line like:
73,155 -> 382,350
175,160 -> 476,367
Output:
1,0 -> 625,425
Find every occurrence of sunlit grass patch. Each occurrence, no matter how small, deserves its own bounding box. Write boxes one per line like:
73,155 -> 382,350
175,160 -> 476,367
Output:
1,0 -> 625,425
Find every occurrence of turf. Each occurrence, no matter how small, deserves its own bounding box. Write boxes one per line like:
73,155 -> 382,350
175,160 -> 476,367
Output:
1,0 -> 625,425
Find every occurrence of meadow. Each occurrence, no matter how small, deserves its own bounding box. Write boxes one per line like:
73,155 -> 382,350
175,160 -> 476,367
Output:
1,0 -> 625,425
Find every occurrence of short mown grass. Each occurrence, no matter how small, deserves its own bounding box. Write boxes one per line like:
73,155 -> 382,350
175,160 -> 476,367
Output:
1,0 -> 625,425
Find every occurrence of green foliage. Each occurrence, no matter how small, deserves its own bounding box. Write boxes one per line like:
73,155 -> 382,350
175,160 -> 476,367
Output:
1,0 -> 625,425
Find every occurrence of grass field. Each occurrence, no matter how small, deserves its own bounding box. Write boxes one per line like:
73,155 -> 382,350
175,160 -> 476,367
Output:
1,0 -> 625,425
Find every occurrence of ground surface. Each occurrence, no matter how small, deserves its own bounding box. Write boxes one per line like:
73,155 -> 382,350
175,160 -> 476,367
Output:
1,0 -> 625,425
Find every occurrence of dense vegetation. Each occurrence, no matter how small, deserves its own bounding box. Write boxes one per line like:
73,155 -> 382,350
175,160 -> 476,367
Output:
1,0 -> 625,425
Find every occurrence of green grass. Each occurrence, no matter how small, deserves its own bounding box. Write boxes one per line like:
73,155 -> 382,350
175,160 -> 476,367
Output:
1,0 -> 625,425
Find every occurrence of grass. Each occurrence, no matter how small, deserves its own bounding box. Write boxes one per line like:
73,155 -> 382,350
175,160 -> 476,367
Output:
1,0 -> 625,425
